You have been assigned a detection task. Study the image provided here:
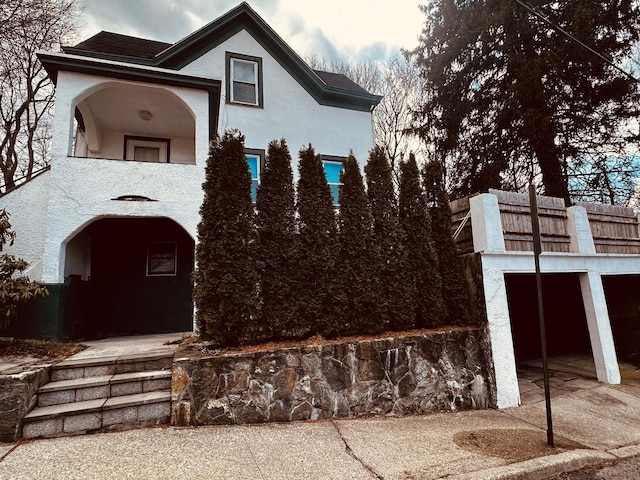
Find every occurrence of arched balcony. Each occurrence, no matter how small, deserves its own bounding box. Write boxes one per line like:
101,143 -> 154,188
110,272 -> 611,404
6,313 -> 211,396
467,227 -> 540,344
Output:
72,83 -> 196,165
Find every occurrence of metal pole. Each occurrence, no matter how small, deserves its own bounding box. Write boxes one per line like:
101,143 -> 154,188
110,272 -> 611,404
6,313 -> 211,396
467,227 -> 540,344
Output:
529,184 -> 554,447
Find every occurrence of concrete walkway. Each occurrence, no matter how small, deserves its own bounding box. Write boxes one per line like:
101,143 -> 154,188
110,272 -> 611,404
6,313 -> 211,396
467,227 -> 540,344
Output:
2,337 -> 640,479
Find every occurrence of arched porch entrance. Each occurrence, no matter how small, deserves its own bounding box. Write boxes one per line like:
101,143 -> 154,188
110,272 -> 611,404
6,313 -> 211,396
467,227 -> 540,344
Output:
65,217 -> 194,338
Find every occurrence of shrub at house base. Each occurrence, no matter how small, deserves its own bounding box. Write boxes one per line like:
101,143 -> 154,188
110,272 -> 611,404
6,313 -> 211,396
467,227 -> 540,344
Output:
336,154 -> 383,336
295,145 -> 339,338
365,146 -> 414,331
423,160 -> 473,325
399,155 -> 446,328
255,139 -> 298,341
0,209 -> 48,331
193,131 -> 259,347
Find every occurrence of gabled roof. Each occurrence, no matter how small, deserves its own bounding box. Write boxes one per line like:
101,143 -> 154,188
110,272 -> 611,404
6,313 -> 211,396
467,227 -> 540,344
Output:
68,32 -> 171,59
46,2 -> 381,111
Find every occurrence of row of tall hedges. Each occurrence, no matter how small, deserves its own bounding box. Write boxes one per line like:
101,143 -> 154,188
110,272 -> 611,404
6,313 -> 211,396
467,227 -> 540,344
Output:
194,131 -> 472,347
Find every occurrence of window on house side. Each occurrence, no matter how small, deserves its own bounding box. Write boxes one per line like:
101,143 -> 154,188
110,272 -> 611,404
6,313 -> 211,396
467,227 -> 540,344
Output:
147,242 -> 177,276
227,52 -> 263,107
323,160 -> 343,206
246,153 -> 260,202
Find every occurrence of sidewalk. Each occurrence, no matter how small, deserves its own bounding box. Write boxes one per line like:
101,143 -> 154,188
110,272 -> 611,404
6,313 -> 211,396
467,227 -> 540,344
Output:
1,338 -> 640,479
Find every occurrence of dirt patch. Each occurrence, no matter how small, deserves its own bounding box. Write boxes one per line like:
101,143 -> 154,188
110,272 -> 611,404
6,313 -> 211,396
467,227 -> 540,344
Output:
179,326 -> 477,356
0,338 -> 86,361
454,429 -> 585,463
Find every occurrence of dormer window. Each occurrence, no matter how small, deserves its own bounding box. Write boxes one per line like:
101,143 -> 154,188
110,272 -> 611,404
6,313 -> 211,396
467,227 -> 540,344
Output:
226,52 -> 263,107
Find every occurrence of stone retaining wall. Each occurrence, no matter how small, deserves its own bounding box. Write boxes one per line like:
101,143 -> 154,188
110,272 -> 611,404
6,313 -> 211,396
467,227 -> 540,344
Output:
171,327 -> 494,426
0,366 -> 50,442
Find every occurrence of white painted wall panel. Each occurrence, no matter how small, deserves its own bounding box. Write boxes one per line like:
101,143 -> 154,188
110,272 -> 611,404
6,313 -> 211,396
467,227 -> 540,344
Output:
0,171 -> 51,281
182,29 -> 375,167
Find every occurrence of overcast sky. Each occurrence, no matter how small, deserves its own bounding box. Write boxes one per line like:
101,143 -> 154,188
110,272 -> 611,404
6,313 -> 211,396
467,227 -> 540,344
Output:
78,0 -> 426,63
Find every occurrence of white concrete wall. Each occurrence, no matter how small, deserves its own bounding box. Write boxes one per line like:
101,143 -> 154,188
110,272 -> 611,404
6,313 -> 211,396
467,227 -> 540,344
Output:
181,29 -> 375,166
469,192 -> 639,408
0,171 -> 51,281
52,72 -> 210,167
41,156 -> 203,283
91,130 -> 195,164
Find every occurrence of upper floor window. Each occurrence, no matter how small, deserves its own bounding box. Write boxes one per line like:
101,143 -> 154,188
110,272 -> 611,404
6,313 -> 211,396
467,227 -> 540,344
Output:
322,157 -> 343,206
227,52 -> 263,107
246,148 -> 264,202
125,136 -> 170,163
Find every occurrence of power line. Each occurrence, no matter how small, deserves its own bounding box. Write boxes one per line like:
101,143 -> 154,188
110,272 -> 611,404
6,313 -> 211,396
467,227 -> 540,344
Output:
513,0 -> 640,84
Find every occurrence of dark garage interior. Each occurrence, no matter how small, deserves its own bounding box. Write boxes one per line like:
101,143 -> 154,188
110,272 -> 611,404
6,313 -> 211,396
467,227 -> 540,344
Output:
602,274 -> 640,366
505,273 -> 592,362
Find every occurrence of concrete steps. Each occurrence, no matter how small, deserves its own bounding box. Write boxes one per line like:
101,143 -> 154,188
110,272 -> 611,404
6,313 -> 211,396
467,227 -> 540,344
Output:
22,351 -> 174,439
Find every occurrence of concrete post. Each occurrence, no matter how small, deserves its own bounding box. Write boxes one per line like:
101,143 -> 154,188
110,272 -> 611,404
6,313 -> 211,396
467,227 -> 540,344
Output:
567,206 -> 596,254
579,271 -> 620,384
481,262 -> 521,408
470,193 -> 506,253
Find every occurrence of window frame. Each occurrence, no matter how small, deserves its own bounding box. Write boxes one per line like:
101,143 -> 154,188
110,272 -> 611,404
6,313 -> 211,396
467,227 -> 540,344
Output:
146,242 -> 177,277
226,52 -> 263,108
322,155 -> 344,207
124,135 -> 170,163
245,148 -> 265,202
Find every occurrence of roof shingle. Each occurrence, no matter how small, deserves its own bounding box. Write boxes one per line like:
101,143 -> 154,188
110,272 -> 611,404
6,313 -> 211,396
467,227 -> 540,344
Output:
65,31 -> 171,59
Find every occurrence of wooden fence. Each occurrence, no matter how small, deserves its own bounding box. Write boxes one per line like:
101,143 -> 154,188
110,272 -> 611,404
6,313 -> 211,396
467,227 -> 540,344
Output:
450,190 -> 640,255
575,201 -> 640,254
489,189 -> 571,253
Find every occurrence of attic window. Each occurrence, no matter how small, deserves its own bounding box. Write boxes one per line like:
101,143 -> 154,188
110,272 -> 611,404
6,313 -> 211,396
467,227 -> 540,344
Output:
227,52 -> 263,107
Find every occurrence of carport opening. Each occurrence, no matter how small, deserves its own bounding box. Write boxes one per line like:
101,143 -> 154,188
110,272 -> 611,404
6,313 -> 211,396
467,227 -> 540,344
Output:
505,273 -> 592,363
603,275 -> 640,367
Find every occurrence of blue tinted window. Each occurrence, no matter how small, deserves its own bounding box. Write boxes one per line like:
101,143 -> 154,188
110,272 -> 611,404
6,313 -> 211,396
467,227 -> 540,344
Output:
323,162 -> 342,184
247,154 -> 259,202
323,160 -> 343,206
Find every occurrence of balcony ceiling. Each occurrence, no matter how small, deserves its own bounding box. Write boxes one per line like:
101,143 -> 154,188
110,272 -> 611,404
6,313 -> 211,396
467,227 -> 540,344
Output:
84,84 -> 195,138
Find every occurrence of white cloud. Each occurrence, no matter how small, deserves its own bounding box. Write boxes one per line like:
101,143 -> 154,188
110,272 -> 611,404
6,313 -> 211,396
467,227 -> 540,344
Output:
78,0 -> 425,62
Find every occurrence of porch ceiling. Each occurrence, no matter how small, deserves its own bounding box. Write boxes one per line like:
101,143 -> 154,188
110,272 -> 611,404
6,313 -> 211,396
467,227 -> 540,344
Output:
83,84 -> 195,138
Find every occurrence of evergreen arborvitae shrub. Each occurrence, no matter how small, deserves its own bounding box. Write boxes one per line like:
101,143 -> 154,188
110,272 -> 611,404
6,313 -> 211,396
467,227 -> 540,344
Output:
398,155 -> 446,328
337,153 -> 383,335
422,160 -> 472,325
364,146 -> 413,331
255,139 -> 297,340
296,145 -> 339,337
193,131 -> 259,346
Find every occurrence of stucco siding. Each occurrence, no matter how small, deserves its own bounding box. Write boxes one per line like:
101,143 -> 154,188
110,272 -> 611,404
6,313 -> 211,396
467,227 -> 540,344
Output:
182,29 -> 375,165
0,171 -> 51,281
41,156 -> 203,283
52,72 -> 210,168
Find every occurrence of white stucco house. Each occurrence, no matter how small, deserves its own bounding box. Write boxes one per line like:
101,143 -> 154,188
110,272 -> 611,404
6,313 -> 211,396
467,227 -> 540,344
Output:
1,2 -> 381,339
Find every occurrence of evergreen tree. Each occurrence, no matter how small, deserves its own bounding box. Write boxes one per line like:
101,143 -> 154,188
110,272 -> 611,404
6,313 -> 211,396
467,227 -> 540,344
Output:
193,131 -> 259,346
398,155 -> 446,328
296,145 -> 338,337
422,160 -> 472,325
364,146 -> 413,331
337,154 -> 383,335
412,0 -> 640,205
255,139 -> 297,340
